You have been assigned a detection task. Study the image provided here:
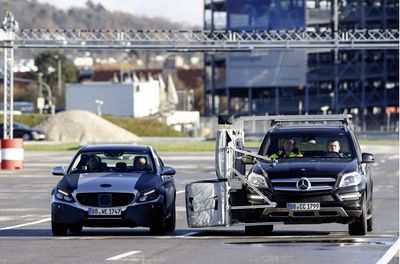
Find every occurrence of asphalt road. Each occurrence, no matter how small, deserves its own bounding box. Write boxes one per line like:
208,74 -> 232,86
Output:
0,145 -> 398,264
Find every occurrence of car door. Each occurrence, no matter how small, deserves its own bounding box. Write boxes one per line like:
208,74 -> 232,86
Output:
13,123 -> 25,138
351,132 -> 373,201
0,124 -> 22,138
154,150 -> 175,210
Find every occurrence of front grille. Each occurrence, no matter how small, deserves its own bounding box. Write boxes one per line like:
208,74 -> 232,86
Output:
270,177 -> 336,192
76,193 -> 135,207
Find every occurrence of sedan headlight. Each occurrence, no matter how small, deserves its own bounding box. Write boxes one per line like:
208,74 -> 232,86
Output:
248,172 -> 269,189
55,188 -> 74,202
138,189 -> 160,202
339,172 -> 362,188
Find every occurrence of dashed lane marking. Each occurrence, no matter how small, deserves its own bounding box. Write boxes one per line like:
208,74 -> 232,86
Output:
0,218 -> 51,231
176,190 -> 185,195
106,250 -> 140,261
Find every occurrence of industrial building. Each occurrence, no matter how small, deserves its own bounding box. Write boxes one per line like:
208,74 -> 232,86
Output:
66,81 -> 160,117
204,0 -> 399,131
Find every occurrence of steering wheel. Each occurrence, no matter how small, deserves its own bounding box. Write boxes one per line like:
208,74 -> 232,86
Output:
326,151 -> 341,157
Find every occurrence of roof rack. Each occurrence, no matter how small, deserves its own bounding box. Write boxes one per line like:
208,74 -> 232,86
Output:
236,114 -> 352,127
269,114 -> 352,126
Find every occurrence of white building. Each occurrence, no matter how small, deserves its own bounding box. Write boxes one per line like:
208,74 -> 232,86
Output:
66,81 -> 160,117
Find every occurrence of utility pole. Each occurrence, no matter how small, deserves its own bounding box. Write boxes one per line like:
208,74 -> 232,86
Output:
332,0 -> 339,114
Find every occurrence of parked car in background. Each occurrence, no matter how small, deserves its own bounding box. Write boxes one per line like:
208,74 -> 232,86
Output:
0,122 -> 46,140
51,145 -> 176,236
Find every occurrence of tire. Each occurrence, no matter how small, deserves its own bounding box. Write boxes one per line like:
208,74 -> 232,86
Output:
245,225 -> 273,236
150,210 -> 166,235
367,200 -> 373,232
165,205 -> 176,233
52,222 -> 68,236
22,133 -> 31,141
69,224 -> 83,234
348,194 -> 367,236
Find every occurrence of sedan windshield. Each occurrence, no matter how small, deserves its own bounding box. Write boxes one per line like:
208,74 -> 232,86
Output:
260,132 -> 354,159
69,151 -> 155,174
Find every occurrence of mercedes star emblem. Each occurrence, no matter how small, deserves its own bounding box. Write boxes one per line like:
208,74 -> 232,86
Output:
296,178 -> 311,191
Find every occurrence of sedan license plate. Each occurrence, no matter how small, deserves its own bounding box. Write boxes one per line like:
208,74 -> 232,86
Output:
88,207 -> 122,216
287,203 -> 320,211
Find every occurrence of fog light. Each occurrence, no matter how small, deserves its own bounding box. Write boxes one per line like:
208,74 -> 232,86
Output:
339,192 -> 361,200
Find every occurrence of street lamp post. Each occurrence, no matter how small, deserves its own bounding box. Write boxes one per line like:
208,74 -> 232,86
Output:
95,100 -> 104,116
37,72 -> 54,114
54,55 -> 62,96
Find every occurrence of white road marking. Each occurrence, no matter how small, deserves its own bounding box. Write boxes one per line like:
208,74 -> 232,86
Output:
106,250 -> 140,261
376,238 -> 400,264
0,208 -> 45,212
0,218 -> 50,231
176,190 -> 185,195
176,231 -> 200,238
387,155 -> 399,160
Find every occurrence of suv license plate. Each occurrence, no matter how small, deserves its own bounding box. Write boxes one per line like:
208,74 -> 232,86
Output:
88,207 -> 122,216
287,203 -> 320,211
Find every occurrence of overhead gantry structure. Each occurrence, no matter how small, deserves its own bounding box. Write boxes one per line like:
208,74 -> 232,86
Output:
1,27 -> 399,51
0,11 -> 399,137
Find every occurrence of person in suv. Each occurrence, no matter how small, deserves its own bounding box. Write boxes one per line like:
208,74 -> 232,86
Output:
269,138 -> 303,158
245,121 -> 375,236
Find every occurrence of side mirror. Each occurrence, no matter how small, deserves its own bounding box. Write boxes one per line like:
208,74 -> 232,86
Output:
241,155 -> 255,164
361,153 -> 375,163
161,166 -> 176,176
52,166 -> 65,176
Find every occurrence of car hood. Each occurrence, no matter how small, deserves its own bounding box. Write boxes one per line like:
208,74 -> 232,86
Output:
58,172 -> 159,193
256,159 -> 358,178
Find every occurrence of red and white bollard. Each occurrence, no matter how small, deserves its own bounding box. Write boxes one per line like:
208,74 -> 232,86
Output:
1,139 -> 23,170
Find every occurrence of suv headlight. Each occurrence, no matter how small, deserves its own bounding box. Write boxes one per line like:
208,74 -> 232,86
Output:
138,189 -> 160,202
248,172 -> 269,189
55,188 -> 74,202
339,172 -> 362,188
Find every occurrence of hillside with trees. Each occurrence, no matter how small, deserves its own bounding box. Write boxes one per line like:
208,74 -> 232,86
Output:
0,0 -> 187,30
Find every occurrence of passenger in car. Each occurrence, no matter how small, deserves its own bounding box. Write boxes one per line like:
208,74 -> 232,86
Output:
327,139 -> 343,157
86,155 -> 101,172
270,138 -> 303,158
115,162 -> 127,172
133,156 -> 149,171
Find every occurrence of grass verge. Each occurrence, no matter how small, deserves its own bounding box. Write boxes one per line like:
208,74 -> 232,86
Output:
23,139 -> 398,152
0,114 -> 49,127
23,141 -> 261,152
1,114 -> 187,137
23,143 -> 80,151
103,116 -> 186,137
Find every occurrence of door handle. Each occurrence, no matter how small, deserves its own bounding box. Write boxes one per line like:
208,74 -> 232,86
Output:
188,197 -> 194,212
213,196 -> 218,210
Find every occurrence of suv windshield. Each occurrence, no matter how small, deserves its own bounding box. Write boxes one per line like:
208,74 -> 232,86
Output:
259,132 -> 354,159
69,151 -> 155,174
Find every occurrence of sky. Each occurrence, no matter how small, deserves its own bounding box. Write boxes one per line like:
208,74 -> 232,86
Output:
37,0 -> 204,26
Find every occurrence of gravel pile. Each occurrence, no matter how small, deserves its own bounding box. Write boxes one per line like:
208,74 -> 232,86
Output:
37,110 -> 141,143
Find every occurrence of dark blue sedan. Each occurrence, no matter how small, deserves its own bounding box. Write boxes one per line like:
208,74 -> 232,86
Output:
51,145 -> 176,236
